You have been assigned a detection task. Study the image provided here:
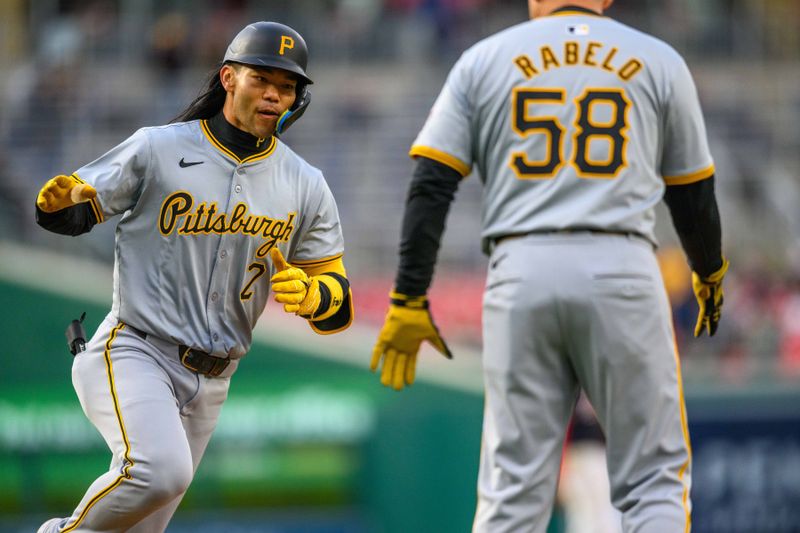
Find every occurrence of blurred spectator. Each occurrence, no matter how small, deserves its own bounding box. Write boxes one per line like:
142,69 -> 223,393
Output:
149,11 -> 191,120
194,2 -> 248,67
327,0 -> 384,61
658,246 -> 694,336
2,11 -> 84,196
778,277 -> 800,378
150,12 -> 191,75
763,0 -> 800,59
0,150 -> 34,242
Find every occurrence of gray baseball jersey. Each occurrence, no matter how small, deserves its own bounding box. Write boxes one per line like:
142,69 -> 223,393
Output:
406,8 -> 713,533
73,119 -> 344,358
411,11 -> 714,250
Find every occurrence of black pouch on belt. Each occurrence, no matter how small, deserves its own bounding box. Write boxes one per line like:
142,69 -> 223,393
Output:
65,312 -> 87,356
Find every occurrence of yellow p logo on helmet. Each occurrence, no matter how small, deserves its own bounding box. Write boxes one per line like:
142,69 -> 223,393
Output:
279,35 -> 295,55
224,22 -> 312,84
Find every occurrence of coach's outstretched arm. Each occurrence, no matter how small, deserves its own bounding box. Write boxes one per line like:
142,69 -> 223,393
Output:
370,156 -> 460,390
35,174 -> 101,236
270,247 -> 353,335
663,175 -> 729,337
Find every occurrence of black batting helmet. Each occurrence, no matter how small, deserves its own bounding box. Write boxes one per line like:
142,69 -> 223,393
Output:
223,22 -> 313,85
171,22 -> 313,126
223,21 -> 312,134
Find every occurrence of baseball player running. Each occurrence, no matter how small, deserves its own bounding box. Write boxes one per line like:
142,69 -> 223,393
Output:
35,21 -> 352,533
371,1 -> 728,531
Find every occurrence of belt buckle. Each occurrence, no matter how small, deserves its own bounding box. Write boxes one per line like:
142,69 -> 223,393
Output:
180,346 -> 202,373
180,346 -> 230,377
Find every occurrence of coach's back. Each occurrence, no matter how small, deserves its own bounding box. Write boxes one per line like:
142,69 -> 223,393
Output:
410,6 -> 714,250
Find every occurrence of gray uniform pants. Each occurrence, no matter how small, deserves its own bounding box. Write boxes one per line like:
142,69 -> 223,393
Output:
42,313 -> 230,532
473,233 -> 692,533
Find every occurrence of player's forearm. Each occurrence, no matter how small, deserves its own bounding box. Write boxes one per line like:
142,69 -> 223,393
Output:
663,175 -> 723,277
35,203 -> 97,236
395,157 -> 462,296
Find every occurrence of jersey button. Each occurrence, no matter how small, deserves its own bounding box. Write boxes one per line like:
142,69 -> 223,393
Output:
220,250 -> 227,259
234,184 -> 242,193
211,292 -> 219,301
236,168 -> 245,175
213,333 -> 219,342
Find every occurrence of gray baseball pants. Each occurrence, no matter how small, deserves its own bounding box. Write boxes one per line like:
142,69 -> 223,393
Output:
39,313 -> 231,533
473,232 -> 692,533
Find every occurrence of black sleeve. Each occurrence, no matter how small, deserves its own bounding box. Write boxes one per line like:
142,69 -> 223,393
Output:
663,175 -> 723,277
394,157 -> 462,296
35,203 -> 98,236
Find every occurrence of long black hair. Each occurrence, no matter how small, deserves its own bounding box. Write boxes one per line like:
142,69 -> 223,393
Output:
171,63 -> 227,123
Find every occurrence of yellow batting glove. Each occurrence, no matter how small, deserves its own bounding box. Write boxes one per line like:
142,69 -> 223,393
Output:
36,175 -> 97,213
270,247 -> 321,317
692,257 -> 730,337
370,292 -> 452,391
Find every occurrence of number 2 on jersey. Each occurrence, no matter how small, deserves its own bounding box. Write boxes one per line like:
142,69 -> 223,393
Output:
510,87 -> 631,179
240,261 -> 267,301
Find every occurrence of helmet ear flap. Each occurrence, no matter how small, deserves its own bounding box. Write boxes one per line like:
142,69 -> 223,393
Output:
276,85 -> 311,135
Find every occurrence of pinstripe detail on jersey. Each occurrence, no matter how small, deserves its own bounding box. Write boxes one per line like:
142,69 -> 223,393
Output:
409,145 -> 471,177
670,328 -> 693,532
200,120 -> 277,164
71,173 -> 105,223
61,323 -> 134,532
663,164 -> 715,186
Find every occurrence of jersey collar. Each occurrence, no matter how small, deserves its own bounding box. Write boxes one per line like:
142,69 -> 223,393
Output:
548,5 -> 604,17
201,113 -> 277,164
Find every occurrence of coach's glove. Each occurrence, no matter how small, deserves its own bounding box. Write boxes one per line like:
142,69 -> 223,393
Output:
36,175 -> 97,213
692,257 -> 730,337
370,292 -> 452,391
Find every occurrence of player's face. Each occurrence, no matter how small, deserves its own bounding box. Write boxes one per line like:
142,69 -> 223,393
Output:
221,65 -> 298,138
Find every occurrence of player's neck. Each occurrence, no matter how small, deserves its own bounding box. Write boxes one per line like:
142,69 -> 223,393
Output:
207,112 -> 273,161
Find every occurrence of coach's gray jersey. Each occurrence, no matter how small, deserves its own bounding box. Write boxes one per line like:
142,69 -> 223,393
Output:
411,10 -> 714,249
73,120 -> 343,357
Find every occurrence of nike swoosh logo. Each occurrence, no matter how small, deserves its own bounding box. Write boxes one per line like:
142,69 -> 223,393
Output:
491,253 -> 508,270
179,158 -> 204,168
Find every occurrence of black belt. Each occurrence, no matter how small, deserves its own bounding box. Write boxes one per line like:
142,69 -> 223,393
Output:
125,324 -> 231,378
493,228 -> 651,248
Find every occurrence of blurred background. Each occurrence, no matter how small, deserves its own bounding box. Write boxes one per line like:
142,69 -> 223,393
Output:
1,0 -> 799,532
